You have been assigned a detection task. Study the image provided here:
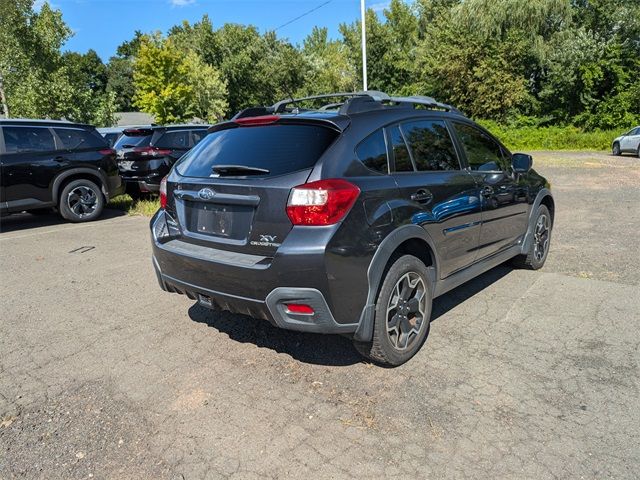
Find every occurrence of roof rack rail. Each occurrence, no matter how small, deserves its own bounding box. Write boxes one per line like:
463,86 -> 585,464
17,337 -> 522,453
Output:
232,91 -> 460,120
270,91 -> 390,114
384,95 -> 460,114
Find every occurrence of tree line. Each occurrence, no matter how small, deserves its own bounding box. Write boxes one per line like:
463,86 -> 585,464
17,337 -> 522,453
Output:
1,0 -> 639,129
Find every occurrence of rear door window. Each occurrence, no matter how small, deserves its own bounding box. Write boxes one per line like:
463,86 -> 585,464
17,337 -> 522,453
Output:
53,127 -> 107,150
2,126 -> 55,153
389,125 -> 413,172
356,129 -> 388,174
154,130 -> 191,149
176,124 -> 338,178
400,120 -> 460,171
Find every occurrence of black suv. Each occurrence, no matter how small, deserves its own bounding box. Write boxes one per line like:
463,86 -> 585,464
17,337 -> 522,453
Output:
114,124 -> 210,197
150,92 -> 554,366
0,119 -> 124,222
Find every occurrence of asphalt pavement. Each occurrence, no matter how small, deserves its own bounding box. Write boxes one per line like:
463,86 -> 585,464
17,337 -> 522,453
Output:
1,151 -> 639,479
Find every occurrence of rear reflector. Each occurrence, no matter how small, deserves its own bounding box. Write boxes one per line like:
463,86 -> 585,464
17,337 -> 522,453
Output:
159,176 -> 168,209
99,148 -> 115,156
285,304 -> 314,315
233,115 -> 280,126
286,179 -> 360,226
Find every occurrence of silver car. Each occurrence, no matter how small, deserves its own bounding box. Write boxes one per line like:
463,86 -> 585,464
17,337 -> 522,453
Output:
612,126 -> 640,157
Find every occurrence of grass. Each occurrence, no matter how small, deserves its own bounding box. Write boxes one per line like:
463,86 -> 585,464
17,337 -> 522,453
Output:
108,194 -> 160,217
477,121 -> 620,152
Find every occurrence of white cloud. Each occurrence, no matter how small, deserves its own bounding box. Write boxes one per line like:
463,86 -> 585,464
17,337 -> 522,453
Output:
169,0 -> 196,6
369,1 -> 390,12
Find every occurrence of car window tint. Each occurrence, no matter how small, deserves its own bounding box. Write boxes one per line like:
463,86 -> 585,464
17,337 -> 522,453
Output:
176,124 -> 338,178
114,133 -> 152,149
356,129 -> 388,174
154,130 -> 191,149
2,126 -> 55,153
390,125 -> 413,172
53,128 -> 106,150
401,120 -> 460,171
452,122 -> 507,171
192,130 -> 209,145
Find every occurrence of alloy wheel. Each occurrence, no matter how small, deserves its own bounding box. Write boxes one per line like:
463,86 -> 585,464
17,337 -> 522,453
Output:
533,213 -> 550,261
67,186 -> 98,218
386,272 -> 428,351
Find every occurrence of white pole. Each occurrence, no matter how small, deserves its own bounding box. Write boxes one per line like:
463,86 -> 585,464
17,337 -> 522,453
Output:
360,0 -> 367,91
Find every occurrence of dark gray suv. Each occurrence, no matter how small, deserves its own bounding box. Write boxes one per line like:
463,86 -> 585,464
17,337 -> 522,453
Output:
150,92 -> 554,366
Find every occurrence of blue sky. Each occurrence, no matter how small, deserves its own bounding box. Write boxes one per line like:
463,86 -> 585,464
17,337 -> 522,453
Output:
44,0 -> 391,62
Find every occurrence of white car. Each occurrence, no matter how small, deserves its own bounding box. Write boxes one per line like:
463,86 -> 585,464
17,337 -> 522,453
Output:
612,126 -> 640,157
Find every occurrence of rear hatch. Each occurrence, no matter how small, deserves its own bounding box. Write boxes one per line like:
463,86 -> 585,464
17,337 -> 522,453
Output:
114,128 -> 155,176
167,118 -> 341,257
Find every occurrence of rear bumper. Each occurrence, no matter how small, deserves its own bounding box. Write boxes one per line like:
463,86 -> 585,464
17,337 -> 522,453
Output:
123,174 -> 163,193
152,256 -> 357,334
150,211 -> 361,335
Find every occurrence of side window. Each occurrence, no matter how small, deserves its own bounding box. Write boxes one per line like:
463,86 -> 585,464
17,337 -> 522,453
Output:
53,128 -> 106,150
389,125 -> 413,172
452,122 -> 508,171
355,129 -> 388,174
191,130 -> 209,146
155,131 -> 190,149
2,126 -> 55,153
401,120 -> 460,171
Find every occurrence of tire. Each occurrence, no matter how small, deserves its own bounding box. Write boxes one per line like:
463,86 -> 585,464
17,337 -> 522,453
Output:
612,142 -> 621,156
354,255 -> 433,367
58,179 -> 104,223
636,145 -> 639,158
512,205 -> 552,270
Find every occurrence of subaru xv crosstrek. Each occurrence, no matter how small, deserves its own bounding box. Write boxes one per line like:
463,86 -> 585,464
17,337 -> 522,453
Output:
150,92 -> 554,366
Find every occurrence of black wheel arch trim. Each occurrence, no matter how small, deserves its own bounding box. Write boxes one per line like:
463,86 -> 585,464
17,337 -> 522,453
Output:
521,188 -> 554,254
353,224 -> 438,342
51,168 -> 110,204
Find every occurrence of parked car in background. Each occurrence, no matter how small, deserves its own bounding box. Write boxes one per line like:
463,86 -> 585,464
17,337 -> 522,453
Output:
0,119 -> 124,222
97,126 -> 125,148
150,91 -> 554,366
114,124 -> 210,198
612,126 -> 640,157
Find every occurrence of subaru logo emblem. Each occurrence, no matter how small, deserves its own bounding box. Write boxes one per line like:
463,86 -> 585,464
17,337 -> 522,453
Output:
198,188 -> 216,200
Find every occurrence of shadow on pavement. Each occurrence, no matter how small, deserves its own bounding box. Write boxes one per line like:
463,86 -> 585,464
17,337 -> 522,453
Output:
188,263 -> 514,366
188,303 -> 363,366
431,264 -> 513,322
0,207 -> 127,234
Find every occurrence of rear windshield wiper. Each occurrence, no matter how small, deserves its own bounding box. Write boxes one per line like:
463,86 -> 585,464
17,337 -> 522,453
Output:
211,165 -> 270,176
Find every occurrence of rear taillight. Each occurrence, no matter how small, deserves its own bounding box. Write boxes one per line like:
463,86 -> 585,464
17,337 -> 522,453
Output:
286,179 -> 360,226
159,176 -> 168,209
133,146 -> 171,157
99,148 -> 115,156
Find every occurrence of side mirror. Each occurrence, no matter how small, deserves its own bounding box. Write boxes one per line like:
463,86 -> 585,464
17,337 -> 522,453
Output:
512,153 -> 532,173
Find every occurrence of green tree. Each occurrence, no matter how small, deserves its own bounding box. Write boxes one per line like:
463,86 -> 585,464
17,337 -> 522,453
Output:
133,35 -> 194,123
185,52 -> 228,122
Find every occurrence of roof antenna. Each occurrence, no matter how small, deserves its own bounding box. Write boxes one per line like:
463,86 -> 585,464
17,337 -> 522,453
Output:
286,88 -> 301,114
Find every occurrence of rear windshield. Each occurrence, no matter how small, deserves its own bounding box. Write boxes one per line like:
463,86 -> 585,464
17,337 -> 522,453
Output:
152,130 -> 191,149
176,124 -> 337,178
114,131 -> 152,149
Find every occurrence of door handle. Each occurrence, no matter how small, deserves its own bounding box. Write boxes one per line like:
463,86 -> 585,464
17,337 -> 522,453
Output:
481,186 -> 494,197
410,189 -> 433,204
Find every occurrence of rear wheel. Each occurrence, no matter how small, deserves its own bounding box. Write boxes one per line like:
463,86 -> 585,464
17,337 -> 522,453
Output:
512,205 -> 551,270
612,142 -> 621,156
58,179 -> 104,223
636,145 -> 639,158
354,255 -> 432,366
